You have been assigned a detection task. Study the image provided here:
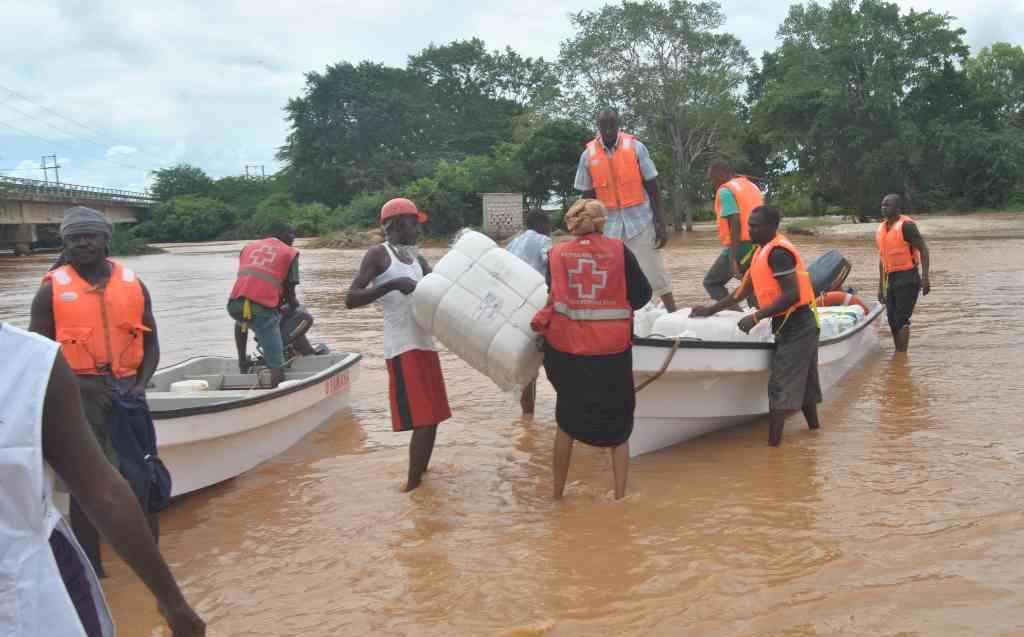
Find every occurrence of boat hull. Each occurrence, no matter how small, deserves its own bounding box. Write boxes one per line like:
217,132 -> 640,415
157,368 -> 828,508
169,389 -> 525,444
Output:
148,353 -> 360,496
629,305 -> 883,457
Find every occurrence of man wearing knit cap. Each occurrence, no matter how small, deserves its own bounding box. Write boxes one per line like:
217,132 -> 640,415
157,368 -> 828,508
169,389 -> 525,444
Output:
30,206 -> 161,576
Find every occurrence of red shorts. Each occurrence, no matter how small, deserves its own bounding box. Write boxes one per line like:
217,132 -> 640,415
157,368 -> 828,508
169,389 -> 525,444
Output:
386,349 -> 452,432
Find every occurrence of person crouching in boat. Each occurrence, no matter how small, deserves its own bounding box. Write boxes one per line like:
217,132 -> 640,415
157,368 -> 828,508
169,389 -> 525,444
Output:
345,198 -> 452,492
227,220 -> 307,387
531,199 -> 652,499
29,206 -> 161,577
692,205 -> 821,446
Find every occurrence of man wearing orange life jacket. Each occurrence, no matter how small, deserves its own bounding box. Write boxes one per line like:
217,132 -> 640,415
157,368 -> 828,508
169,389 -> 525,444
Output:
704,160 -> 764,305
531,199 -> 652,499
227,220 -> 301,388
693,205 -> 822,447
877,194 -> 931,353
30,206 -> 161,577
575,108 -> 676,312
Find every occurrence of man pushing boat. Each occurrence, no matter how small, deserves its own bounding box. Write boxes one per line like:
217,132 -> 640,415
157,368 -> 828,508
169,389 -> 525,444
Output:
692,205 -> 822,446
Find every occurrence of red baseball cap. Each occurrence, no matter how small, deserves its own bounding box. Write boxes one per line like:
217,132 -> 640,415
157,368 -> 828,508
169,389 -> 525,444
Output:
380,198 -> 428,224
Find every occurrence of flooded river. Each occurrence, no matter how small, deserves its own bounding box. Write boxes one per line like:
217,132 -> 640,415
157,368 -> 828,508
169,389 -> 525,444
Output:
2,221 -> 1024,636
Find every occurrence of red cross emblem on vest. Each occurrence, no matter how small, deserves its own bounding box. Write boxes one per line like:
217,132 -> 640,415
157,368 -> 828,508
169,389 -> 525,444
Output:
249,244 -> 278,268
568,258 -> 607,300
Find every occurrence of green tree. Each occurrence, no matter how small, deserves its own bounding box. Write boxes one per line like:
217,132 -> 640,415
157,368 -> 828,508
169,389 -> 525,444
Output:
559,0 -> 753,230
279,62 -> 432,206
408,39 -> 560,157
750,0 -> 970,214
517,119 -> 592,209
150,164 -> 214,201
139,195 -> 237,242
967,42 -> 1024,128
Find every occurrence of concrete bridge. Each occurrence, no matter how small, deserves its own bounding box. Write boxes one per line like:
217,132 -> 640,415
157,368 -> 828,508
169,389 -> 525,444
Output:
0,176 -> 157,254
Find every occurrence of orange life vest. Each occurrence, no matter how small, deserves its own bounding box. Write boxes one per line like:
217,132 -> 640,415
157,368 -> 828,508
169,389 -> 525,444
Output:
230,237 -> 299,308
46,260 -> 149,378
535,233 -> 632,356
876,215 -> 920,274
714,176 -> 763,246
748,235 -> 815,317
585,133 -> 647,211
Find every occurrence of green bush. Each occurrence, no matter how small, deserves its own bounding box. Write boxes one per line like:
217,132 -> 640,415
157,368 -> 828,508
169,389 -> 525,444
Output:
109,225 -> 157,255
331,191 -> 392,230
139,196 -> 238,242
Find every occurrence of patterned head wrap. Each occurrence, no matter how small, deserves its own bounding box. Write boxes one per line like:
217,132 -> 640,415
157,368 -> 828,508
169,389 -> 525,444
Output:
564,199 -> 607,236
60,206 -> 112,240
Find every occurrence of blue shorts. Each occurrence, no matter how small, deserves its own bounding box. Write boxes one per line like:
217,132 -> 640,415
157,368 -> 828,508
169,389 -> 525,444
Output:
228,302 -> 284,368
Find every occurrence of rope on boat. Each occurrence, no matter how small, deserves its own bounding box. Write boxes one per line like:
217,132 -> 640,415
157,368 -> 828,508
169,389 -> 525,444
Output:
634,337 -> 682,394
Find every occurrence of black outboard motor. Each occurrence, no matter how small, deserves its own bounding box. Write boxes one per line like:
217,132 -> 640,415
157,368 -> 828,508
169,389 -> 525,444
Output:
807,249 -> 852,296
279,303 -> 314,347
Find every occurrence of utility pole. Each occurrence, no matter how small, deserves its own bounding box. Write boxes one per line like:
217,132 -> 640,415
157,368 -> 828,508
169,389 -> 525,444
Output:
40,155 -> 60,184
245,164 -> 266,180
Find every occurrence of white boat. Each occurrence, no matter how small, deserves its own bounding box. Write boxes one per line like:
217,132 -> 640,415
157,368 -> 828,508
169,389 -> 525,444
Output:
146,352 -> 361,496
630,303 -> 884,457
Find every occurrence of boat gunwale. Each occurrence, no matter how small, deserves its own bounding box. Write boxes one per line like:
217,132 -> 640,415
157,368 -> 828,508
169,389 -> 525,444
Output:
149,353 -> 362,420
632,303 -> 885,352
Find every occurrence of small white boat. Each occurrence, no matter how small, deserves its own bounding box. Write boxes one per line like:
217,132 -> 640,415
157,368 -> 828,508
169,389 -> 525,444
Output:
147,353 -> 361,496
630,303 -> 884,457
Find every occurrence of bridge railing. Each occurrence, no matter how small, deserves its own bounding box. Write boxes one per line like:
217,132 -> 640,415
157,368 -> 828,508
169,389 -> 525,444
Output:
0,176 -> 158,206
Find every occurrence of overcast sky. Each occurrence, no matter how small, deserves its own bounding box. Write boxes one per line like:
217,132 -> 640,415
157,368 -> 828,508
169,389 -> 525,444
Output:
2,0 -> 1021,192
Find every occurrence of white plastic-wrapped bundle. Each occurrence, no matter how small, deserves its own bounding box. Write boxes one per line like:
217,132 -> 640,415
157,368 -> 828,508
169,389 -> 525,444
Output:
411,230 -> 547,390
633,302 -> 668,338
817,305 -> 865,339
649,308 -> 774,343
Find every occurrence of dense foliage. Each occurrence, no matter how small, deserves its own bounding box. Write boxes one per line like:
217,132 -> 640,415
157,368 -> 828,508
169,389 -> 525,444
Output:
138,1 -> 1024,244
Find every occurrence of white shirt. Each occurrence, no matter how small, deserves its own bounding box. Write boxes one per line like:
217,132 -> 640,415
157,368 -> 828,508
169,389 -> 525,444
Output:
372,244 -> 437,359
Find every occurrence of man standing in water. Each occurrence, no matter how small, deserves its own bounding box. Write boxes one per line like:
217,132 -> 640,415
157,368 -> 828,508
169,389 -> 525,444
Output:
704,160 -> 763,305
0,322 -> 205,637
575,108 -> 676,312
692,206 -> 821,446
345,198 -> 452,491
506,209 -> 553,414
877,194 -> 931,353
30,206 -> 160,577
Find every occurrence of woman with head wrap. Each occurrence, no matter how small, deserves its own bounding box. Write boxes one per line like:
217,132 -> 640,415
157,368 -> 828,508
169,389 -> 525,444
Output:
531,199 -> 652,499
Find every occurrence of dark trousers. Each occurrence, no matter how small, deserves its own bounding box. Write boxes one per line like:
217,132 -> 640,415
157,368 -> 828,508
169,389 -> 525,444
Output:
703,244 -> 757,306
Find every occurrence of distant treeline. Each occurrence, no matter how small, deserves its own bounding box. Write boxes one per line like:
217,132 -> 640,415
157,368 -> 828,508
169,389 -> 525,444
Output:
135,0 -> 1024,243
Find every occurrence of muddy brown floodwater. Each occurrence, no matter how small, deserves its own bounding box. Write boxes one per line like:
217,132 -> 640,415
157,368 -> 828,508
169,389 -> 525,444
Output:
2,218 -> 1024,636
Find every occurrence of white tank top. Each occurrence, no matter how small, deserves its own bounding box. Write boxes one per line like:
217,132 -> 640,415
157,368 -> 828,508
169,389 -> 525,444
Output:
0,323 -> 114,637
373,243 -> 436,359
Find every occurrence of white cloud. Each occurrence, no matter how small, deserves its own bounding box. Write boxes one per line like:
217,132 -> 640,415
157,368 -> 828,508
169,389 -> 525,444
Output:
1,0 -> 1020,192
105,145 -> 138,158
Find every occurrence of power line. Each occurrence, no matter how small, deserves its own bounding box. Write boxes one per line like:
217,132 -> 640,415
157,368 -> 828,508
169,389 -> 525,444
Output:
0,98 -> 113,153
0,119 -> 153,174
0,84 -> 111,141
0,84 -> 167,175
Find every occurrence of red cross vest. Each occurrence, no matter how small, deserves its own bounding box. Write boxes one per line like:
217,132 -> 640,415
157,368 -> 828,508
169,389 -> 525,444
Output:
230,237 -> 298,308
536,233 -> 632,356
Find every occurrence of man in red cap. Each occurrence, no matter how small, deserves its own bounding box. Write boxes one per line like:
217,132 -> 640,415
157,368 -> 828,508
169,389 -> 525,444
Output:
345,198 -> 451,491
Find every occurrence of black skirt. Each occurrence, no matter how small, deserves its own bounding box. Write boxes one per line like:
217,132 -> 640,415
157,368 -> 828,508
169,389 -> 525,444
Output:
543,343 -> 635,447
